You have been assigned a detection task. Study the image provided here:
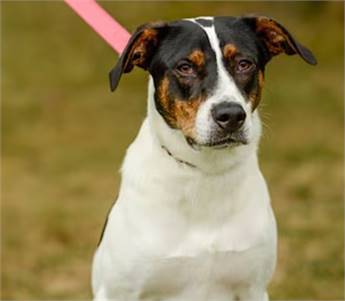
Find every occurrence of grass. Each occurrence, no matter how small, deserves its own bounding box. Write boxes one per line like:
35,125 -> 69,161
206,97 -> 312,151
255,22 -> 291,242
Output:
1,1 -> 344,299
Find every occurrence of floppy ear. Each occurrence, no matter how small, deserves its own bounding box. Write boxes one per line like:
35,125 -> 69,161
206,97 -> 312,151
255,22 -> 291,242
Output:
244,16 -> 317,65
109,22 -> 168,92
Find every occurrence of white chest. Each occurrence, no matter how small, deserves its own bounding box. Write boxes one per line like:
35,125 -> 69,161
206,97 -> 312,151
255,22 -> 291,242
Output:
135,242 -> 275,301
93,166 -> 276,300
92,122 -> 277,300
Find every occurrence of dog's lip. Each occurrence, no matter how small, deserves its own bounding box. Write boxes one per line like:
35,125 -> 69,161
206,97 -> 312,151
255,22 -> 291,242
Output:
206,136 -> 248,148
186,136 -> 248,150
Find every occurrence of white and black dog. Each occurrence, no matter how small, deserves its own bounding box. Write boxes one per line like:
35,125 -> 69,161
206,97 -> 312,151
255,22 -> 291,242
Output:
92,16 -> 316,301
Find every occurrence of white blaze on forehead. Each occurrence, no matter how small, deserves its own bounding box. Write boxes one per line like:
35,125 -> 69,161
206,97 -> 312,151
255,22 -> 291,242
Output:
195,19 -> 245,104
186,18 -> 250,144
184,16 -> 213,21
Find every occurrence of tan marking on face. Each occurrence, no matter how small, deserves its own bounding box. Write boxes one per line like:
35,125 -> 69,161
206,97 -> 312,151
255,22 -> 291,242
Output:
188,50 -> 205,69
156,75 -> 203,140
174,97 -> 203,138
256,17 -> 296,56
223,43 -> 237,59
249,70 -> 265,111
157,76 -> 176,127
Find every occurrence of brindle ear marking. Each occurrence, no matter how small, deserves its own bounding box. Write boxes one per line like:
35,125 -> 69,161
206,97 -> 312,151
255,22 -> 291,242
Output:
109,22 -> 168,92
246,16 -> 317,65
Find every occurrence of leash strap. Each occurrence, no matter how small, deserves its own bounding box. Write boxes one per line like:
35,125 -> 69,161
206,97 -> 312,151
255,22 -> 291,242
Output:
64,0 -> 130,54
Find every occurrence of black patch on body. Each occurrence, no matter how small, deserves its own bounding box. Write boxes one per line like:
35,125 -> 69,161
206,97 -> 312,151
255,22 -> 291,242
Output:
97,196 -> 117,247
195,18 -> 213,27
97,215 -> 108,247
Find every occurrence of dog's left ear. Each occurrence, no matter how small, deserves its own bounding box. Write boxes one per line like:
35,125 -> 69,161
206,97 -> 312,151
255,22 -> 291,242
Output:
244,16 -> 317,65
109,22 -> 168,92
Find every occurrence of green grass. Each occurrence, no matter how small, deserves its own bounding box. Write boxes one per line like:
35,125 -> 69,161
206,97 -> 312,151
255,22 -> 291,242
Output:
1,2 -> 344,299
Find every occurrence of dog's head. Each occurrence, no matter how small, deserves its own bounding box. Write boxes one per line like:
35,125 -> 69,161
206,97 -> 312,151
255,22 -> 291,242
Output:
110,16 -> 316,149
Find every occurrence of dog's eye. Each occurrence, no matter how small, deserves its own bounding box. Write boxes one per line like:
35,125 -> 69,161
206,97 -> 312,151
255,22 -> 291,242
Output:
236,59 -> 254,73
176,61 -> 195,76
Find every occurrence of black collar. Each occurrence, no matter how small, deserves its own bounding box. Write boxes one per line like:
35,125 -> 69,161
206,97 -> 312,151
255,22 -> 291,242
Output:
161,145 -> 197,169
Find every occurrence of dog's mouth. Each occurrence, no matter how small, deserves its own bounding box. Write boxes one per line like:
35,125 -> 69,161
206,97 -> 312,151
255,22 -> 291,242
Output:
206,136 -> 248,149
186,134 -> 248,150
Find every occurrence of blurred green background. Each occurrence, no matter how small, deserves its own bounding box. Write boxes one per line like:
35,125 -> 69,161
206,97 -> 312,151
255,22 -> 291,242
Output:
2,1 -> 344,299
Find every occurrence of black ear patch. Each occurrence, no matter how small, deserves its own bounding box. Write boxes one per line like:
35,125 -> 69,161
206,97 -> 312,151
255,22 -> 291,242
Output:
195,18 -> 213,27
244,16 -> 317,65
109,22 -> 168,91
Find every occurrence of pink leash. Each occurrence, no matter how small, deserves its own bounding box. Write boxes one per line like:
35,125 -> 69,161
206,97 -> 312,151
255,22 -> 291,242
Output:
64,0 -> 130,54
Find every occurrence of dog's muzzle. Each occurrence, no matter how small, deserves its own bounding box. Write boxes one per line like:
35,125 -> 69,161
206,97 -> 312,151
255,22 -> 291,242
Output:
200,101 -> 248,148
187,101 -> 248,150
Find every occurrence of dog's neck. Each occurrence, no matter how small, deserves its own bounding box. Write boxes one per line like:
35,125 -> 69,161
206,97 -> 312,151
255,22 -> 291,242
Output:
146,77 -> 261,174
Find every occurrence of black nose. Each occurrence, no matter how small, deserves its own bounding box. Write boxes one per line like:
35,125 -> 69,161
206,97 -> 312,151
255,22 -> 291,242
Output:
211,102 -> 246,132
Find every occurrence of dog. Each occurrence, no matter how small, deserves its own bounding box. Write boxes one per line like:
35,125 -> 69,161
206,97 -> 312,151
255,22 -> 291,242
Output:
92,15 -> 316,301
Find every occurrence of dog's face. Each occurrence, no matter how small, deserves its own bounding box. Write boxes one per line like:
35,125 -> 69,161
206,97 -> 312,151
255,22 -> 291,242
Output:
110,16 -> 316,148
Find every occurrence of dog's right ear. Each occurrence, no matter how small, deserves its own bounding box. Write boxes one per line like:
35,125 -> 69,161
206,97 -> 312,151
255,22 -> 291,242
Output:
109,22 -> 168,92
